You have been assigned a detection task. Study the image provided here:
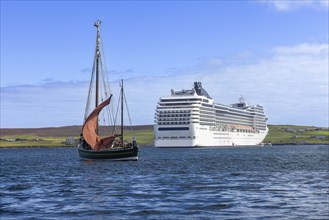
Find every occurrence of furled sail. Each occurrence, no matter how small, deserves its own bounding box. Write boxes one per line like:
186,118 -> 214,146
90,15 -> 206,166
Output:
82,95 -> 114,150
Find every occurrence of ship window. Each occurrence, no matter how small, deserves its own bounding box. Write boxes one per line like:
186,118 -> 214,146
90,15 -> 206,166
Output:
158,127 -> 189,131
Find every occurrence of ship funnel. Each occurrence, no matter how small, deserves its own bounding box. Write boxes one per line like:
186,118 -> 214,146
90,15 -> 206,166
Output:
193,82 -> 211,99
194,82 -> 202,93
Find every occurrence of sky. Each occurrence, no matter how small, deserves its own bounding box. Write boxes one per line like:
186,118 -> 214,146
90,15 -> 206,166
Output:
1,0 -> 328,128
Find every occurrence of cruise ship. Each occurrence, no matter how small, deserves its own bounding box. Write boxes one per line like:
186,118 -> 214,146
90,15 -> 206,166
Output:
154,82 -> 268,147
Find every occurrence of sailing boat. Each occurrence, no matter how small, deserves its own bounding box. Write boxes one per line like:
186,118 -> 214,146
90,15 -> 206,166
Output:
78,20 -> 138,160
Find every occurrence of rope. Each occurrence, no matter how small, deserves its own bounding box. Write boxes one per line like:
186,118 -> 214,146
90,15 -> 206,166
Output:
84,58 -> 96,123
112,92 -> 121,135
123,90 -> 135,138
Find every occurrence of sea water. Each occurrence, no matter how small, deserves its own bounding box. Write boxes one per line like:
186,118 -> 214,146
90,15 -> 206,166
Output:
0,145 -> 328,219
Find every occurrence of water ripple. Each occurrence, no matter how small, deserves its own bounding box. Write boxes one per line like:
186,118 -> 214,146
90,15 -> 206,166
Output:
1,145 -> 328,219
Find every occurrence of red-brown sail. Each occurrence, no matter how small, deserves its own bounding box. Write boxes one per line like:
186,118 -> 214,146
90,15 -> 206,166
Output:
82,95 -> 114,150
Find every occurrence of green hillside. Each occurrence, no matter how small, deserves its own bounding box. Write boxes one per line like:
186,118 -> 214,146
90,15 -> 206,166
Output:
265,125 -> 328,145
0,125 -> 153,148
0,125 -> 328,148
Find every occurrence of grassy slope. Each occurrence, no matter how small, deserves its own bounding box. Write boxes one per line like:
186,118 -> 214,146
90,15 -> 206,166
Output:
0,125 -> 153,147
0,125 -> 328,147
265,125 -> 329,145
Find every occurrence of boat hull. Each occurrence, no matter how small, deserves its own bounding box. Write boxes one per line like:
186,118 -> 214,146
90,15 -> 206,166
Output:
154,124 -> 268,148
78,146 -> 138,160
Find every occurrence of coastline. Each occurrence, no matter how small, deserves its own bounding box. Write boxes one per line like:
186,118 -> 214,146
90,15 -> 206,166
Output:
0,143 -> 328,149
1,125 -> 328,148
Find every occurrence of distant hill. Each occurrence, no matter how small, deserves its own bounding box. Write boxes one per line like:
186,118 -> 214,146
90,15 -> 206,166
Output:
0,125 -> 153,137
0,124 -> 328,147
265,125 -> 328,145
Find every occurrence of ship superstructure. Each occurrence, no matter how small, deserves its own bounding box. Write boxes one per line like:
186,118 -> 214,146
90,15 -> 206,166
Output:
154,82 -> 268,147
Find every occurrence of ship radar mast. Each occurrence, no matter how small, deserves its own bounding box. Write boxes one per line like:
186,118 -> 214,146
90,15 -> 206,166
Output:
231,95 -> 247,108
239,95 -> 245,103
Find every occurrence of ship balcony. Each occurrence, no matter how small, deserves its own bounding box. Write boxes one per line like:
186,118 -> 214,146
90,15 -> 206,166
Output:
155,109 -> 193,115
157,121 -> 191,125
157,117 -> 191,122
157,109 -> 191,112
155,106 -> 198,110
157,103 -> 201,108
157,113 -> 191,117
158,102 -> 197,107
158,100 -> 201,105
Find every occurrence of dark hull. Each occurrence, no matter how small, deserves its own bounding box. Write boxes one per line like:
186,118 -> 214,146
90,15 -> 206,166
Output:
78,146 -> 138,160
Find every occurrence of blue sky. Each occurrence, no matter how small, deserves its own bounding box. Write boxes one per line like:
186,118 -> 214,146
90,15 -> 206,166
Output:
1,0 -> 328,128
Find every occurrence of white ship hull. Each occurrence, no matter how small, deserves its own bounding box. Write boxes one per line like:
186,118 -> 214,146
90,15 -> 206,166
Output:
154,124 -> 268,148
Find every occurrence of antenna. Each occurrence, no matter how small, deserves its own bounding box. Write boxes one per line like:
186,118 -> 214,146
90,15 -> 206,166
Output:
94,20 -> 101,29
239,95 -> 245,103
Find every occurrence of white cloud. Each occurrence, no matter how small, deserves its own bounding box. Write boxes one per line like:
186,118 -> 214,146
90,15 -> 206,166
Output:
1,43 -> 328,128
1,81 -> 89,128
272,43 -> 328,56
260,0 -> 329,11
123,42 -> 328,127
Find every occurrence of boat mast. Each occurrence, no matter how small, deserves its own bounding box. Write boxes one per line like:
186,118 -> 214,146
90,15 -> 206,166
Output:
94,20 -> 101,108
121,79 -> 124,146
